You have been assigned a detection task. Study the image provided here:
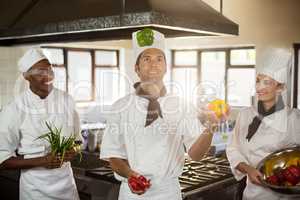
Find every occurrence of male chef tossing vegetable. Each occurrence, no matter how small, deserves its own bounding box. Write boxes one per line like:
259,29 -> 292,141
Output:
0,48 -> 81,200
100,29 -> 227,200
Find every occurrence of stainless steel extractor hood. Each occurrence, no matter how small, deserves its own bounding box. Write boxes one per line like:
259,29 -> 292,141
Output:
0,0 -> 239,45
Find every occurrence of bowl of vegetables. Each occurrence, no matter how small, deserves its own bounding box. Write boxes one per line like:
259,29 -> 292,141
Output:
257,146 -> 300,195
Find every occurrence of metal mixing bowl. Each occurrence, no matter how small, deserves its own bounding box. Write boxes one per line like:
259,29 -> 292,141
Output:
257,146 -> 300,195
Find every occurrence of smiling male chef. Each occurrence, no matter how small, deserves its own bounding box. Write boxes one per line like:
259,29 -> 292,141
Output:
100,29 -> 223,200
0,48 -> 81,200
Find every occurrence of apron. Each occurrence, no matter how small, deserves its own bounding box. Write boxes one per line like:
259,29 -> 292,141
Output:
118,178 -> 181,200
20,162 -> 79,200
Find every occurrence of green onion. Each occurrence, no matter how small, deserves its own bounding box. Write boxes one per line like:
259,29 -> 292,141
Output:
37,121 -> 82,165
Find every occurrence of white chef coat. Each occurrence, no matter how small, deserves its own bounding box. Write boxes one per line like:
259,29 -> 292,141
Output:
0,88 -> 81,200
226,106 -> 300,200
100,93 -> 204,200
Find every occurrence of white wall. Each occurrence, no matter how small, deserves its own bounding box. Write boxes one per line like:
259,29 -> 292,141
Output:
1,0 -> 300,111
170,0 -> 300,50
0,47 -> 27,109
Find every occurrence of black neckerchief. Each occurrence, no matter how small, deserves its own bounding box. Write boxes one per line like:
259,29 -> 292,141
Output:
246,95 -> 285,141
134,82 -> 166,127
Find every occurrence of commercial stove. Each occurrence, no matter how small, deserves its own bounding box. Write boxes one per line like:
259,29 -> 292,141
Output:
179,157 -> 237,199
177,132 -> 239,199
75,155 -> 238,200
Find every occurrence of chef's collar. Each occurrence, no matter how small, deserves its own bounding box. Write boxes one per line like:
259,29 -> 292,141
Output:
263,107 -> 288,133
247,96 -> 287,141
134,82 -> 166,127
249,104 -> 288,134
27,87 -> 55,102
133,82 -> 166,99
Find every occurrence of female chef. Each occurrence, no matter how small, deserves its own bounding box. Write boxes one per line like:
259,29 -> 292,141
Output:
226,48 -> 300,200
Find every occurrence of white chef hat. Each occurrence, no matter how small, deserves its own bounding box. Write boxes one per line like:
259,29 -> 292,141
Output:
18,48 -> 47,73
132,28 -> 165,62
256,48 -> 292,84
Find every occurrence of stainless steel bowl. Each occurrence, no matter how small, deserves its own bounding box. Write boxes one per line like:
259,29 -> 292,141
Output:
257,146 -> 300,195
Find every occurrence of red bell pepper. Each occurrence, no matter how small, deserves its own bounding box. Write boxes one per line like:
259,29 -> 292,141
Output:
283,167 -> 299,186
286,165 -> 300,180
275,170 -> 285,184
128,175 -> 151,192
266,175 -> 280,185
267,165 -> 300,186
137,175 -> 151,189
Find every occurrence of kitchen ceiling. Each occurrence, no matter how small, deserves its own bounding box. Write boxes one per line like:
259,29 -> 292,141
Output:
0,0 -> 239,46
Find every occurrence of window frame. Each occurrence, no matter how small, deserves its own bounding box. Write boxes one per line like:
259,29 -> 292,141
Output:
293,43 -> 300,108
171,46 -> 255,106
41,46 -> 120,103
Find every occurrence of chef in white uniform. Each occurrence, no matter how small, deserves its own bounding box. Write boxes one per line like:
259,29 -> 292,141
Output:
100,29 -> 223,200
226,48 -> 300,200
0,48 -> 81,200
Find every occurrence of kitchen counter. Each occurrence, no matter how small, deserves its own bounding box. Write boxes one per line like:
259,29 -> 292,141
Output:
72,151 -> 239,200
0,151 -> 238,200
0,149 -> 239,199
71,151 -> 120,200
82,168 -> 237,200
182,177 -> 237,200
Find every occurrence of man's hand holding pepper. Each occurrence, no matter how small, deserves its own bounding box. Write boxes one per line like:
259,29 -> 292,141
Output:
127,171 -> 151,195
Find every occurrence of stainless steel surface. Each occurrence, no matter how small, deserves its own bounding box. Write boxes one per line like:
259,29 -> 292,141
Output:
73,154 -> 237,199
87,130 -> 98,152
0,0 -> 238,45
257,146 -> 300,195
182,177 -> 236,199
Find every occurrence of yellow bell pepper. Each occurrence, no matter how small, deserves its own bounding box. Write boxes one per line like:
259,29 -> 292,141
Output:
286,157 -> 300,167
208,99 -> 229,118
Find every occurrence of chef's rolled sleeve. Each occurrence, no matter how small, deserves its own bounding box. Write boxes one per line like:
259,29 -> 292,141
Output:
226,113 -> 248,181
0,104 -> 20,164
100,110 -> 127,160
226,147 -> 248,181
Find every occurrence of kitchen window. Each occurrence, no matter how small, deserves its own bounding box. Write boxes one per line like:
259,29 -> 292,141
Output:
42,47 -> 120,104
171,47 -> 255,107
67,50 -> 93,102
94,50 -> 120,105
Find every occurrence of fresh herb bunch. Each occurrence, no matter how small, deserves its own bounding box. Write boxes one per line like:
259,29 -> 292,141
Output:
37,121 -> 82,165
